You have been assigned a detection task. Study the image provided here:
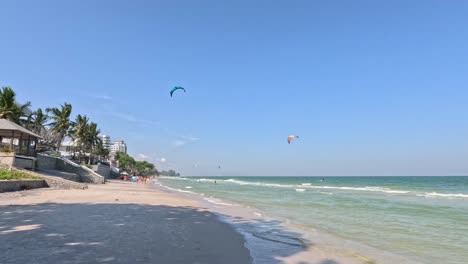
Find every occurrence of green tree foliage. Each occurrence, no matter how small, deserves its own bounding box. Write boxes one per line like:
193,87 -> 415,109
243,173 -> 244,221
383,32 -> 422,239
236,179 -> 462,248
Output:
70,114 -> 89,160
135,160 -> 158,176
69,115 -> 103,163
24,108 -> 57,151
47,103 -> 73,150
114,152 -> 136,172
93,141 -> 110,162
85,122 -> 101,150
84,122 -> 101,164
0,86 -> 31,124
114,151 -> 158,176
25,108 -> 49,135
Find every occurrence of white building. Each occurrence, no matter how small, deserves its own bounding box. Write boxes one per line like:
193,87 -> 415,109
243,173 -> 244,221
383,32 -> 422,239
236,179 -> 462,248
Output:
59,140 -> 78,159
100,135 -> 111,150
111,140 -> 127,154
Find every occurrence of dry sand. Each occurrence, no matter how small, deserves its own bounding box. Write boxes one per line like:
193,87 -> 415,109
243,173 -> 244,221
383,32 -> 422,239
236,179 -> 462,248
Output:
0,180 -> 252,264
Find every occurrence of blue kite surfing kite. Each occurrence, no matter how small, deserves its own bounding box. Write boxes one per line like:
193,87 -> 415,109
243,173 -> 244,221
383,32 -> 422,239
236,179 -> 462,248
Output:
170,86 -> 186,97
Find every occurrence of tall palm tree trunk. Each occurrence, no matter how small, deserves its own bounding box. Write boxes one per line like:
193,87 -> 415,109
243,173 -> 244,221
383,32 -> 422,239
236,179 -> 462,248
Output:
56,134 -> 64,152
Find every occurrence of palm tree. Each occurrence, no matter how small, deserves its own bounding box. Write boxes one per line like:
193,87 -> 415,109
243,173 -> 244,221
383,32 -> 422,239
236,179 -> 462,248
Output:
93,141 -> 110,162
0,87 -> 31,124
70,114 -> 89,162
47,103 -> 73,150
85,122 -> 101,164
25,108 -> 48,135
86,122 -> 101,147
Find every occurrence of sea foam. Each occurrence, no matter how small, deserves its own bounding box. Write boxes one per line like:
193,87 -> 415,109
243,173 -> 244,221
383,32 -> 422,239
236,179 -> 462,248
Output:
223,179 -> 409,195
419,192 -> 468,199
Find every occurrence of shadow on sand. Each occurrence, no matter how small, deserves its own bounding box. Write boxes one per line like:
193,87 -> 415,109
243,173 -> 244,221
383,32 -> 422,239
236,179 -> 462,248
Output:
0,203 -> 343,264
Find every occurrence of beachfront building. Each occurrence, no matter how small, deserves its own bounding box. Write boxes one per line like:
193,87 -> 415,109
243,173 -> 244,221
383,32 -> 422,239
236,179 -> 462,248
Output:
100,135 -> 111,150
0,119 -> 42,170
0,119 -> 41,156
111,140 -> 127,154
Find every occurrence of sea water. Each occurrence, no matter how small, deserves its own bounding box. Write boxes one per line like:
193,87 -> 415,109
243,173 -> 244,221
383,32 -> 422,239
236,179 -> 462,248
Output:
157,176 -> 468,264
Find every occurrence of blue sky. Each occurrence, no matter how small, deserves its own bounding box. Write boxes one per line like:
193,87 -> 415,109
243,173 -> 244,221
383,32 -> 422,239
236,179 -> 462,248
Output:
1,0 -> 467,176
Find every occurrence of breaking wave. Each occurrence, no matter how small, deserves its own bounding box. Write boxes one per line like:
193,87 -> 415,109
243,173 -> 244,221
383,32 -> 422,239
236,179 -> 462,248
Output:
418,192 -> 468,199
159,177 -> 468,200
223,179 -> 409,195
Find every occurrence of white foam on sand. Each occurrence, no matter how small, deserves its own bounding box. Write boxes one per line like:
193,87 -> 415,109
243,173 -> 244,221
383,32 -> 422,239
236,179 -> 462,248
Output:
203,197 -> 234,206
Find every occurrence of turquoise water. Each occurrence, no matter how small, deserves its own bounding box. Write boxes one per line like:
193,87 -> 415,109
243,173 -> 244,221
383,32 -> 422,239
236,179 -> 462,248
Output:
158,176 -> 468,264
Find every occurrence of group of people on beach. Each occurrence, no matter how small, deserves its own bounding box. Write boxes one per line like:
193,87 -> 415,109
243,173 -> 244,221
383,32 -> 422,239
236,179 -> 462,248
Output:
118,175 -> 152,183
134,176 -> 151,183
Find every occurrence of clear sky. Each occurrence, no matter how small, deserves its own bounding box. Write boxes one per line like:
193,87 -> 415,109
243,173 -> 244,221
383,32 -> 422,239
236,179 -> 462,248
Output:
1,0 -> 467,176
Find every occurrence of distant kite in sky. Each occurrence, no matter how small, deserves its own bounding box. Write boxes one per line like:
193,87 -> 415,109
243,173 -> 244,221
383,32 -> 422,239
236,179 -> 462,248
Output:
288,135 -> 299,144
170,86 -> 186,97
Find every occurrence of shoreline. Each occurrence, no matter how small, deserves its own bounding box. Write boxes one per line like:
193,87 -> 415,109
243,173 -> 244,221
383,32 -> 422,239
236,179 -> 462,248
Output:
153,179 -> 386,264
157,176 -> 463,264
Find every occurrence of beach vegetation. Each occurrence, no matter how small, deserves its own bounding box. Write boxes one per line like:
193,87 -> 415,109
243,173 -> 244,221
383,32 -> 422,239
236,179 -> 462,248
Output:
0,146 -> 12,153
0,169 -> 40,180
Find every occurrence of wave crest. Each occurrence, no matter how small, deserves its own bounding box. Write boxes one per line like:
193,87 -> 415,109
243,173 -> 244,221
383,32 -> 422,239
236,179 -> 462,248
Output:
419,192 -> 468,199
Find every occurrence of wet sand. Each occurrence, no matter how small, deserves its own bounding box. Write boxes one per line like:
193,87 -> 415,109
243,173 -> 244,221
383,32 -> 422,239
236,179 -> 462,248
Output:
154,182 -> 376,264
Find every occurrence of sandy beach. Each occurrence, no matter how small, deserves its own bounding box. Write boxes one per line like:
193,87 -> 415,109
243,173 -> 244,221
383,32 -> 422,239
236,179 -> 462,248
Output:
0,181 -> 252,264
0,180 -> 376,264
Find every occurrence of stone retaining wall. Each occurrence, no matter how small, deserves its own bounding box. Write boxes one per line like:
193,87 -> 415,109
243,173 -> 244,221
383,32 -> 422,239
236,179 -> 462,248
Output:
14,156 -> 36,170
41,176 -> 88,190
56,159 -> 104,184
36,154 -> 104,184
15,169 -> 88,190
36,154 -> 57,170
0,179 -> 47,193
0,152 -> 15,170
93,164 -> 111,178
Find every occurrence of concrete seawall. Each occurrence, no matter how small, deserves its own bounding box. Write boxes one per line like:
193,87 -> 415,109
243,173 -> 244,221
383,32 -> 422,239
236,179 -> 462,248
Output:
0,180 -> 47,193
0,171 -> 88,193
36,154 -> 104,184
93,164 -> 111,178
41,175 -> 88,190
